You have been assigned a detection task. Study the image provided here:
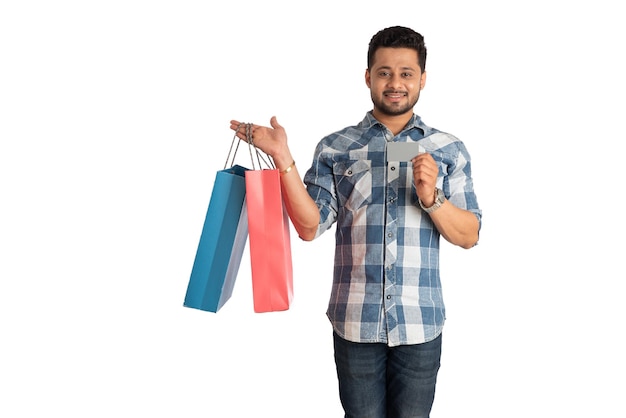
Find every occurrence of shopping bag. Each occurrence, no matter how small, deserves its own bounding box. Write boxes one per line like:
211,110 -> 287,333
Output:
245,167 -> 294,313
183,164 -> 248,312
184,128 -> 253,313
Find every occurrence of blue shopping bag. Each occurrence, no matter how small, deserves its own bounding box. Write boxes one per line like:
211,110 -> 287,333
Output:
184,164 -> 248,312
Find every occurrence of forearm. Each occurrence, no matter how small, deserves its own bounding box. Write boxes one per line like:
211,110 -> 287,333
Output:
428,201 -> 479,249
273,155 -> 320,241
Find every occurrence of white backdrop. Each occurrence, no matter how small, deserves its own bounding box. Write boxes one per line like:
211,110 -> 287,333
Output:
1,1 -> 624,417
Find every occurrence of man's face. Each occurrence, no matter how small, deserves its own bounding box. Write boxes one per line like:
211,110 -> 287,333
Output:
366,47 -> 426,117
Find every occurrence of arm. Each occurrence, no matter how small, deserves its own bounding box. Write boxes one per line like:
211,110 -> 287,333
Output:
421,197 -> 479,249
229,117 -> 320,241
412,153 -> 480,249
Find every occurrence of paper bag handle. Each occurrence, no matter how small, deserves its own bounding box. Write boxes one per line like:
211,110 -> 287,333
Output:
225,123 -> 275,170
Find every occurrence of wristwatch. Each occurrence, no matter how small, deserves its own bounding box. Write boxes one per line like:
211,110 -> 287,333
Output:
419,188 -> 445,214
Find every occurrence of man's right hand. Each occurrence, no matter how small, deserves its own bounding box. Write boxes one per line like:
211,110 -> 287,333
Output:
229,116 -> 294,172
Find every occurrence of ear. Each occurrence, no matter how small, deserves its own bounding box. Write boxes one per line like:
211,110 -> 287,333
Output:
420,71 -> 427,90
365,68 -> 371,88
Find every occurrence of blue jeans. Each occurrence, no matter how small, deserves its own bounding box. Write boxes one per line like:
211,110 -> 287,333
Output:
333,332 -> 442,418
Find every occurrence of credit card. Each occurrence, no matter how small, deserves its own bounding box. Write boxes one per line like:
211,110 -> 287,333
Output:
386,142 -> 423,162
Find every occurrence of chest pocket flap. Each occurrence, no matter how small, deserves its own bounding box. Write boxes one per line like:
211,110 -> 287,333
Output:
333,160 -> 372,211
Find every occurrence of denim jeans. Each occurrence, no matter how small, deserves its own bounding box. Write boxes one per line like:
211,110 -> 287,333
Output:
333,332 -> 442,418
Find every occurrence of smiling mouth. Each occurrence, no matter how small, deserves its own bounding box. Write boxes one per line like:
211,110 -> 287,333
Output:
384,91 -> 407,99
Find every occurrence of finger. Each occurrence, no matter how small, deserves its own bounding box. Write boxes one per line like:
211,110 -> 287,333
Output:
228,121 -> 251,145
229,121 -> 248,138
269,116 -> 282,130
412,152 -> 431,162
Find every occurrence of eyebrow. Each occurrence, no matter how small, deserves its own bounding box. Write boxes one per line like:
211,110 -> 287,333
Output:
376,65 -> 418,71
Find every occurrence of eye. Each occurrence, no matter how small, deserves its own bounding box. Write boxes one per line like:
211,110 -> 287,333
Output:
401,72 -> 414,78
378,71 -> 391,77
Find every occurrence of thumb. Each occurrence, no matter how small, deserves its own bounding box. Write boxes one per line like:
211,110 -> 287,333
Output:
269,116 -> 282,130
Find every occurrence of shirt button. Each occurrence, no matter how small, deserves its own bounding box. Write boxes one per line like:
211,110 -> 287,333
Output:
386,295 -> 391,300
390,166 -> 396,171
388,233 -> 393,238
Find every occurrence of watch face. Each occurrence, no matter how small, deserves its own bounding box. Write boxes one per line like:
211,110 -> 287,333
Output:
436,188 -> 444,204
420,188 -> 444,213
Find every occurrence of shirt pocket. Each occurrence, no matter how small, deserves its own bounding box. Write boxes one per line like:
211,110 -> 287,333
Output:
333,160 -> 373,211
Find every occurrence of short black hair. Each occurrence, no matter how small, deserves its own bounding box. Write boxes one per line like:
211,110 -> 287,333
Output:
367,26 -> 427,73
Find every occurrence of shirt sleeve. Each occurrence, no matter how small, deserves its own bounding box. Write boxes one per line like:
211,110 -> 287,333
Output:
303,143 -> 338,239
446,140 -> 482,231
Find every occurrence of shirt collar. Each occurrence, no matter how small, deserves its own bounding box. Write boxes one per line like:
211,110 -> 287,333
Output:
363,111 -> 428,136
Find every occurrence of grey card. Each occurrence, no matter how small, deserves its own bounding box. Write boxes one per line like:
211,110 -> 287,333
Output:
386,142 -> 423,162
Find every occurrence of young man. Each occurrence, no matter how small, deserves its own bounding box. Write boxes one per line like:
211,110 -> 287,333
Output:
231,26 -> 481,418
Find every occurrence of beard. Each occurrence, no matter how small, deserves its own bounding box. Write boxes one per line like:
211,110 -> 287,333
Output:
371,90 -> 420,116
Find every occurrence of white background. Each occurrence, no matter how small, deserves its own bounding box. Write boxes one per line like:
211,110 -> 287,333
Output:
1,1 -> 624,417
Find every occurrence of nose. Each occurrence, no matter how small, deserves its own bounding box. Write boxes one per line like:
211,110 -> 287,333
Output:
387,73 -> 403,89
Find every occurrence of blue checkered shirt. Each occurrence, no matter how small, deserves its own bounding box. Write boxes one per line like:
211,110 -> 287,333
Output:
303,112 -> 482,347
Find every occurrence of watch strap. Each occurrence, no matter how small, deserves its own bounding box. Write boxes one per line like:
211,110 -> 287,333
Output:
419,188 -> 445,214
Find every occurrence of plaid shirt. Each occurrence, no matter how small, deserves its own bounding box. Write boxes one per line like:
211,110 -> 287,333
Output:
303,112 -> 482,347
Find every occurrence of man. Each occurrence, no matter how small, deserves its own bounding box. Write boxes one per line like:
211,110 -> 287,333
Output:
231,26 -> 481,418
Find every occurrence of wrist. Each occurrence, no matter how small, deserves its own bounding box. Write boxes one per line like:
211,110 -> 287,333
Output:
419,188 -> 445,214
271,150 -> 294,172
274,157 -> 294,173
420,189 -> 436,207
279,160 -> 296,175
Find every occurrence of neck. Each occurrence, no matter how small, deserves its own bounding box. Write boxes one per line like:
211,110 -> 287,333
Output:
372,109 -> 413,136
